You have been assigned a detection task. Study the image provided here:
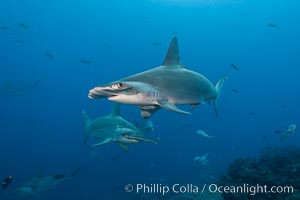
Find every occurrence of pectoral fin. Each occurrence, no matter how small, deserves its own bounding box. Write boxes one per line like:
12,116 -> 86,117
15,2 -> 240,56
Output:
158,100 -> 191,115
118,143 -> 129,152
214,74 -> 228,117
90,138 -> 114,147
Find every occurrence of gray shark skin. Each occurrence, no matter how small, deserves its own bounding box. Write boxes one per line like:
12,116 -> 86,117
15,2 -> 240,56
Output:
89,37 -> 227,118
82,103 -> 157,152
16,166 -> 81,198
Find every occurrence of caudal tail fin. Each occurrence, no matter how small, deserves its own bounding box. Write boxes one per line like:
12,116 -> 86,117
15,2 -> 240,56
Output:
214,74 -> 228,117
81,110 -> 91,144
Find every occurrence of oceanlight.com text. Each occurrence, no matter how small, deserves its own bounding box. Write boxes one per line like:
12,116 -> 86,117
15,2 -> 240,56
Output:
124,183 -> 294,196
209,183 -> 294,196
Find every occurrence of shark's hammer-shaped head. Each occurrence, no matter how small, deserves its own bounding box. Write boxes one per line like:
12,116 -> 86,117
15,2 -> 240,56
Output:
89,81 -> 159,105
88,82 -> 133,98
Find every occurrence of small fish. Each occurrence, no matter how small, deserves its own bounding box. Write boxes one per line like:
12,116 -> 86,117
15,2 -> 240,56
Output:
0,26 -> 10,31
231,88 -> 239,93
111,156 -> 118,162
18,23 -> 29,30
28,119 -> 37,125
152,41 -> 162,46
114,185 -> 121,191
268,23 -> 277,28
249,112 -> 257,117
32,80 -> 43,90
274,130 -> 282,134
186,49 -> 192,55
78,58 -> 92,65
230,64 -> 239,71
196,130 -> 214,139
184,123 -> 191,129
262,135 -> 266,141
43,51 -> 54,59
194,153 -> 208,165
16,39 -> 24,44
142,16 -> 149,23
14,92 -> 27,96
149,163 -> 155,169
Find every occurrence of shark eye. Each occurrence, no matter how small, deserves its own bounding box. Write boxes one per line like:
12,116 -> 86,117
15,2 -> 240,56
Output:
118,82 -> 123,87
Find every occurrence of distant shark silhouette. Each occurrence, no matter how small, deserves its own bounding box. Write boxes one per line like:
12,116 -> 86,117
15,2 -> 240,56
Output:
89,37 -> 227,118
82,103 -> 157,152
16,165 -> 82,197
0,79 -> 42,97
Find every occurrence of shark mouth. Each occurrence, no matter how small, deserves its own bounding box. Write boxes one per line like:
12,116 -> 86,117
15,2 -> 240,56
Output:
88,82 -> 134,99
122,134 -> 158,144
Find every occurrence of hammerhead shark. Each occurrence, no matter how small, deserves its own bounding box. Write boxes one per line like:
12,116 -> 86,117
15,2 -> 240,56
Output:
16,165 -> 82,197
88,37 -> 227,118
82,103 -> 157,152
0,79 -> 42,97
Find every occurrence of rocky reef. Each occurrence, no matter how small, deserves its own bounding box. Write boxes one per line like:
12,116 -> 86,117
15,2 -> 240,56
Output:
219,146 -> 300,200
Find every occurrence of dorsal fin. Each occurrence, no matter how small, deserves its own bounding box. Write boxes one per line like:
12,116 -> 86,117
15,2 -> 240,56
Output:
162,37 -> 182,67
110,103 -> 120,116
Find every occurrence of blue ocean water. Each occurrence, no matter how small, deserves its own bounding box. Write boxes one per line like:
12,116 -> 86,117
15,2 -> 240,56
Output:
0,0 -> 299,199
